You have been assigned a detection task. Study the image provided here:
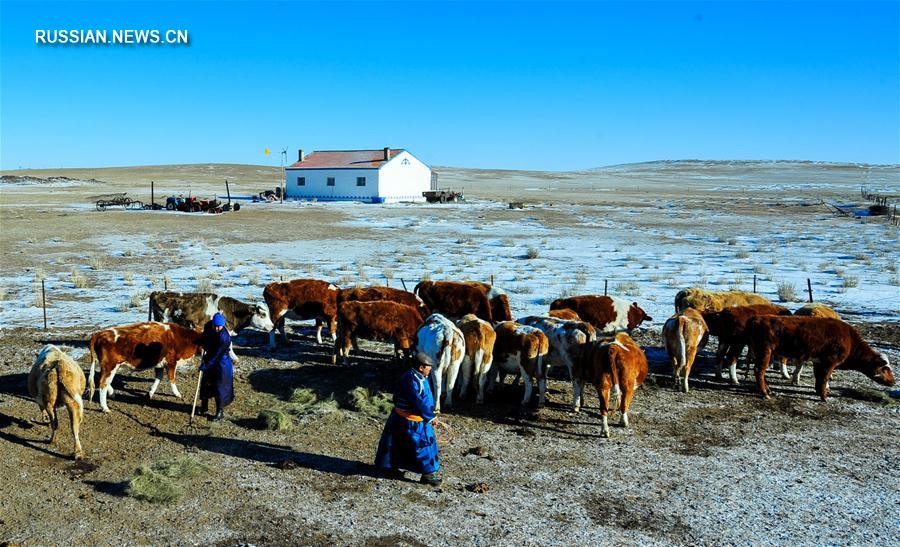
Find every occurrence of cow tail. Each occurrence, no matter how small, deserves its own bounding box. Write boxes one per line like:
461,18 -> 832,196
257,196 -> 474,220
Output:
474,348 -> 485,375
676,317 -> 687,369
608,345 -> 622,410
88,336 -> 97,403
440,339 -> 452,386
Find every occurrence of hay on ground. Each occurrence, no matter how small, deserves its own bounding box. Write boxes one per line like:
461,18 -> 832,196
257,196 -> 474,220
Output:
349,387 -> 393,417
259,409 -> 293,431
152,456 -> 209,479
125,465 -> 182,504
289,388 -> 318,409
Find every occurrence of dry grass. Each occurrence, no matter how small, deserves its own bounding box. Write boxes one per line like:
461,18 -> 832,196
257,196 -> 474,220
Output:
88,256 -> 105,271
614,281 -> 641,296
152,456 -> 210,479
777,281 -> 797,302
525,247 -> 540,259
841,276 -> 859,288
735,250 -> 750,259
348,387 -> 392,417
123,271 -> 134,286
71,270 -> 90,289
125,465 -> 182,504
259,409 -> 292,431
196,278 -> 213,293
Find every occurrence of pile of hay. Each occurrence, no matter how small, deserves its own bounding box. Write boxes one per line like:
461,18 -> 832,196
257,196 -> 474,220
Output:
290,388 -> 318,408
259,409 -> 293,431
126,466 -> 182,504
152,456 -> 210,479
289,388 -> 341,415
348,387 -> 393,417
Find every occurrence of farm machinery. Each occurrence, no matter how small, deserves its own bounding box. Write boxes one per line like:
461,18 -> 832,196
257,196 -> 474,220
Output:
94,193 -> 146,211
165,195 -> 240,213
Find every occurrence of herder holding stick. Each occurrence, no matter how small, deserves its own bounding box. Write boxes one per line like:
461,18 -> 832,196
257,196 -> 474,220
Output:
199,312 -> 234,422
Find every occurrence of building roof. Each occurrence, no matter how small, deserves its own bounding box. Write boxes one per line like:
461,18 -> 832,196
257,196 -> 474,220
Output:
287,149 -> 405,169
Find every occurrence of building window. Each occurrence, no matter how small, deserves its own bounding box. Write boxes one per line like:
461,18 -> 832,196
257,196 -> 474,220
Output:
357,176 -> 366,186
297,177 -> 305,186
327,177 -> 335,186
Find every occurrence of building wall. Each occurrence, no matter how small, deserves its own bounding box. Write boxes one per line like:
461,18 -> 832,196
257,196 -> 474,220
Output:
284,168 -> 379,200
283,150 -> 430,202
378,151 -> 430,202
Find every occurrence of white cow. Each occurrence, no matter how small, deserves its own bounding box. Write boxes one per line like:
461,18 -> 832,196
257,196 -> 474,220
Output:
517,315 -> 596,380
416,313 -> 466,413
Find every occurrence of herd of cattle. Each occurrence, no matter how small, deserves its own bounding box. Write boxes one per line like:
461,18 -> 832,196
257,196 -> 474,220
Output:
29,279 -> 895,458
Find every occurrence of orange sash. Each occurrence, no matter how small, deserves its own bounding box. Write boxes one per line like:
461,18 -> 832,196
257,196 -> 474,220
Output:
394,408 -> 423,422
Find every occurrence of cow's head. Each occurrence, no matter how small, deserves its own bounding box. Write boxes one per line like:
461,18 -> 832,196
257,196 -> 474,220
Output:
250,303 -> 276,332
627,303 -> 652,330
869,352 -> 895,386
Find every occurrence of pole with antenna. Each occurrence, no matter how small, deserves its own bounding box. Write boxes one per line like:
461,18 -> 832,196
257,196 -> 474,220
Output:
281,148 -> 287,203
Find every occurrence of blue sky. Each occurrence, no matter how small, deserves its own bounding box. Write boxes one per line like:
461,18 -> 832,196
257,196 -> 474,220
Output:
1,0 -> 898,170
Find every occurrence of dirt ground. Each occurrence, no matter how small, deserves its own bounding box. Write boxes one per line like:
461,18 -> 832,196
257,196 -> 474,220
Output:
1,161 -> 898,545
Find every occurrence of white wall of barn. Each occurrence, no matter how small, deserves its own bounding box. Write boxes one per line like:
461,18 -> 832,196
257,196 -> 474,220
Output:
284,168 -> 380,201
378,151 -> 430,202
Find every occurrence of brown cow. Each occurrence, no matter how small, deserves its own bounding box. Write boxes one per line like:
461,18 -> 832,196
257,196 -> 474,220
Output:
572,333 -> 648,438
461,281 -> 513,321
338,285 -> 429,318
88,322 -> 204,413
264,279 -> 340,347
149,291 -> 274,335
548,308 -> 581,321
662,308 -> 708,393
414,280 -> 493,322
550,295 -> 652,334
333,301 -> 424,365
29,345 -> 87,459
454,314 -> 496,403
745,316 -> 894,400
703,304 -> 792,383
490,322 -> 550,406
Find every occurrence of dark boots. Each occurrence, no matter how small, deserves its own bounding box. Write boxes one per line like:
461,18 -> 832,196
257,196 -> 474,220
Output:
208,397 -> 225,421
420,472 -> 442,486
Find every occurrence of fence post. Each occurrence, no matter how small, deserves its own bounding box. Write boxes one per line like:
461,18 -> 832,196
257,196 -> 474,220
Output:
807,278 -> 813,303
386,276 -> 390,288
490,274 -> 494,286
151,180 -> 155,208
604,279 -> 608,296
753,274 -> 757,293
400,278 -> 408,292
164,276 -> 168,291
41,278 -> 47,330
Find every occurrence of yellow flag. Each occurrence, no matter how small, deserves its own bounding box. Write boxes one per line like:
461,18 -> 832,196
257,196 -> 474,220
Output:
264,148 -> 270,156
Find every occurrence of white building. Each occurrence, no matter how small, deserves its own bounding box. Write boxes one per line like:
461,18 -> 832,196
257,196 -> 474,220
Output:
284,148 -> 433,203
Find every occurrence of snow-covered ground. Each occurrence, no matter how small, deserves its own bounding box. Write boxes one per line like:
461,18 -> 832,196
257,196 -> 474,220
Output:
1,187 -> 897,330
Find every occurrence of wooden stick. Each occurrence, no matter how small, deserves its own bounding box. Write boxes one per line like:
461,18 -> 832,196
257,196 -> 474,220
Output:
41,279 -> 47,330
400,278 -> 408,291
189,370 -> 203,426
807,278 -> 813,303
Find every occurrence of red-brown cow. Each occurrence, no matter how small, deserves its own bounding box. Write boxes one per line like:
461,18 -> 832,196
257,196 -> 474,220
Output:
571,333 -> 648,438
703,304 -> 792,383
745,316 -> 894,400
337,286 -> 429,318
548,308 -> 581,321
264,279 -> 340,347
88,322 -> 204,413
333,301 -> 424,365
414,280 -> 493,322
461,281 -> 513,322
550,295 -> 652,334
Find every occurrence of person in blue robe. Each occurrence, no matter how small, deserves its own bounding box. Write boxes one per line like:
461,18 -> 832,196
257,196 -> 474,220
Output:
374,353 -> 442,486
199,312 -> 234,422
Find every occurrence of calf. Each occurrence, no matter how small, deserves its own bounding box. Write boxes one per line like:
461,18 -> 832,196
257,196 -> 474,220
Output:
454,314 -> 496,404
745,316 -> 894,400
662,308 -> 708,393
461,281 -> 513,321
517,315 -> 596,380
705,304 -> 792,384
550,295 -> 652,334
548,308 -> 581,321
337,285 -> 429,318
416,314 -> 466,412
89,322 -> 203,412
414,280 -> 493,322
333,301 -> 423,365
491,322 -> 550,406
264,279 -> 340,347
29,345 -> 87,460
571,333 -> 648,438
149,291 -> 274,336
